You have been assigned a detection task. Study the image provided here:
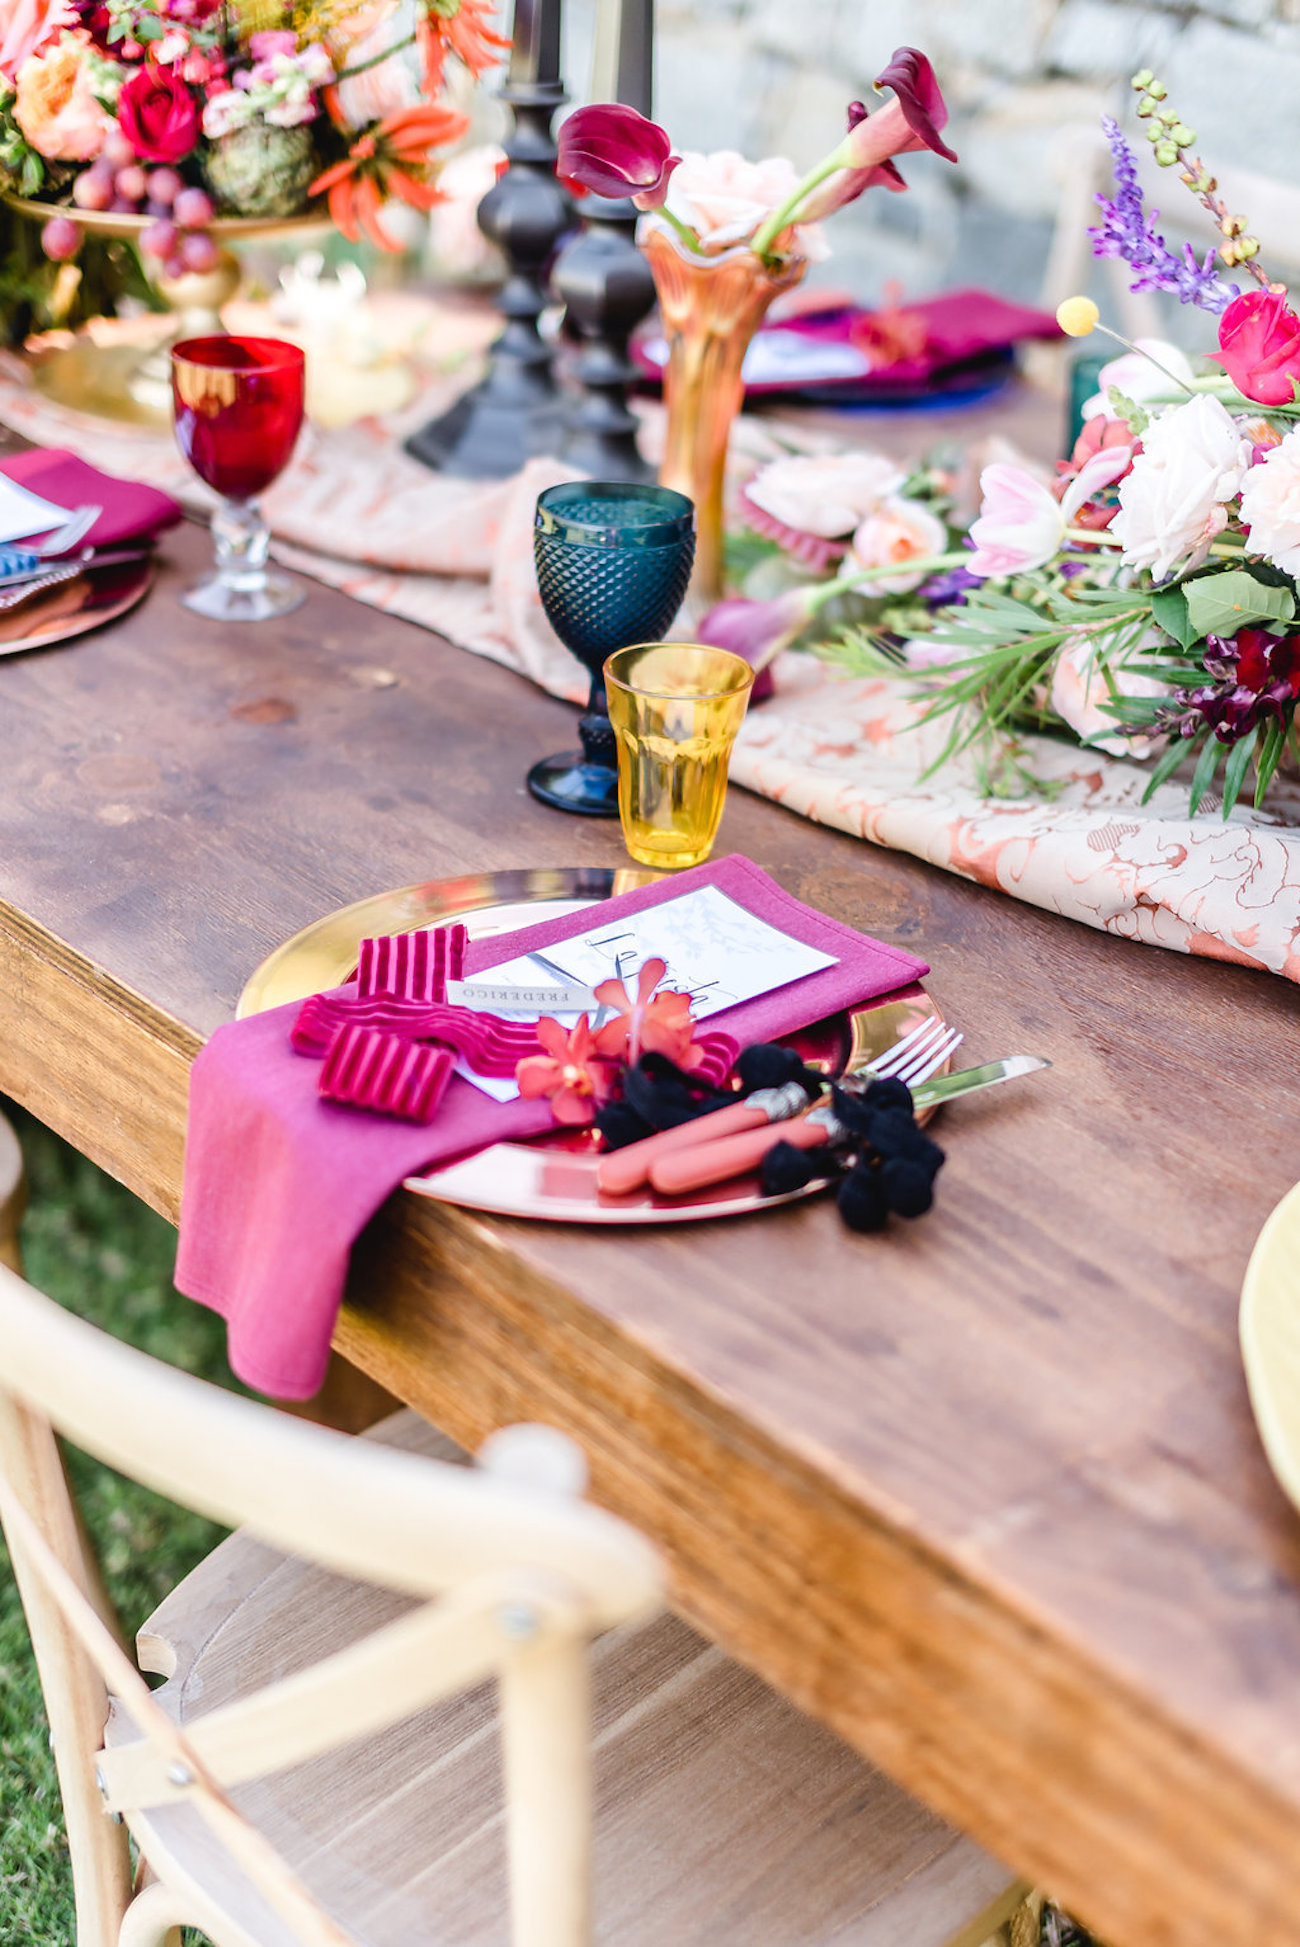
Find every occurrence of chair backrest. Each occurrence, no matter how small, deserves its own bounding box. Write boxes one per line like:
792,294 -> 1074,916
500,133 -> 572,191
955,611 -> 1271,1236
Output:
0,1263 -> 662,1947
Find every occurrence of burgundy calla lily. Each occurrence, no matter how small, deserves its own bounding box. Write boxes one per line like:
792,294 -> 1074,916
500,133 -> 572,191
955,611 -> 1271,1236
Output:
872,47 -> 957,164
695,588 -> 819,694
557,102 -> 681,210
796,48 -> 956,224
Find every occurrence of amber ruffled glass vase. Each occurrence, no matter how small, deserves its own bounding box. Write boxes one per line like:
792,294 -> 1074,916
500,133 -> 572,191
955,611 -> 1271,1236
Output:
643,223 -> 806,604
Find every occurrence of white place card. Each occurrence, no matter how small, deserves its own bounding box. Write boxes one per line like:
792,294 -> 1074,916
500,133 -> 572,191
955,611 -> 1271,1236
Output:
0,477 -> 71,545
457,886 -> 839,1101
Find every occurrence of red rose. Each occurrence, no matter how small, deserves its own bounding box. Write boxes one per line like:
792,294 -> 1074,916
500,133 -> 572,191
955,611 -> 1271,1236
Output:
1214,290 -> 1300,407
117,62 -> 199,165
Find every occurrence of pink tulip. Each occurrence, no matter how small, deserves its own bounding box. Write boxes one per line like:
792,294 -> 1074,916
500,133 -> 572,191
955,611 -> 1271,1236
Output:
967,448 -> 1134,579
695,588 -> 816,691
797,48 -> 957,224
557,102 -> 680,210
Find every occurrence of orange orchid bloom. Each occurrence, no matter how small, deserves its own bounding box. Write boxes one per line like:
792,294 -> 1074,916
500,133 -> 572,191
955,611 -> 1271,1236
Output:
591,957 -> 701,1069
310,102 -> 469,252
416,0 -> 511,95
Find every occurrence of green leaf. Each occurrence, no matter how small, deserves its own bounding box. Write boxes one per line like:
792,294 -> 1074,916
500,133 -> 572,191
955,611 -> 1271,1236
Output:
1221,725 -> 1258,818
1150,585 -> 1197,649
1188,732 -> 1222,815
1255,717 -> 1286,807
1141,734 -> 1194,803
1183,571 -> 1295,641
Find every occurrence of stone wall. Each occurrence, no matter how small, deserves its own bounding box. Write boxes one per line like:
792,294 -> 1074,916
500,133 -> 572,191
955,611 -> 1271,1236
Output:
551,0 -> 1296,312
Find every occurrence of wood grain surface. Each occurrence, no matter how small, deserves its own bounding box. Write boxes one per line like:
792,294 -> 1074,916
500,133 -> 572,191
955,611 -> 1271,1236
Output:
2,513 -> 1300,1947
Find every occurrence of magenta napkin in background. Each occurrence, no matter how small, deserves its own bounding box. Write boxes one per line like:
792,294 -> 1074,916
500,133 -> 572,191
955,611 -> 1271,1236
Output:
175,855 -> 928,1400
2,448 -> 182,549
634,288 -> 1060,400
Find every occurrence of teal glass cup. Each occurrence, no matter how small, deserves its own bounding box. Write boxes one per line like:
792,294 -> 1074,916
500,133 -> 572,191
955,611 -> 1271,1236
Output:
527,482 -> 695,817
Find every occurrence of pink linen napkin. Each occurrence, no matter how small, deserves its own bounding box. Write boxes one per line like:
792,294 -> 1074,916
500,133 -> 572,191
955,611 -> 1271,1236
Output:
2,448 -> 182,549
175,855 -> 927,1400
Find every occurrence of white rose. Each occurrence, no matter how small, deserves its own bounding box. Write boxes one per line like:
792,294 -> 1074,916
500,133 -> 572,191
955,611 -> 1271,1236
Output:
1238,425 -> 1300,575
850,495 -> 948,594
744,451 -> 906,539
1082,339 -> 1197,420
1110,394 -> 1251,581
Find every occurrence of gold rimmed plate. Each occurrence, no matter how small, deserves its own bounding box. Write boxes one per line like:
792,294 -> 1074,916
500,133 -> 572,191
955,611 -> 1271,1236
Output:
238,867 -> 950,1226
0,554 -> 154,656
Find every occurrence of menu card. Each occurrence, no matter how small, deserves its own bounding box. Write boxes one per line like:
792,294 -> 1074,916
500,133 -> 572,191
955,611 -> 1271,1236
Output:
459,884 -> 839,1100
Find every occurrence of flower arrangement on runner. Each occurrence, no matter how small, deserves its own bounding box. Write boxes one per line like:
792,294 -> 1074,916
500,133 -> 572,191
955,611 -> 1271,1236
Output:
708,70 -> 1300,818
0,0 -> 504,276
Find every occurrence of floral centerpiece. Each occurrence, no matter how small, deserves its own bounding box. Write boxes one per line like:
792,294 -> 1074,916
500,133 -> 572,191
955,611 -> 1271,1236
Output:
0,0 -> 504,327
556,47 -> 958,602
707,70 -> 1300,819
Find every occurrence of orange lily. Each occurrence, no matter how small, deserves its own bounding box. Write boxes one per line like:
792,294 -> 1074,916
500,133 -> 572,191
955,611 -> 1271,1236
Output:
416,0 -> 510,94
310,102 -> 468,252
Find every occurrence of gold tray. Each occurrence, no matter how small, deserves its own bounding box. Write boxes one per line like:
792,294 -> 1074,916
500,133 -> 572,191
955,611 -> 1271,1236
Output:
238,867 -> 949,1226
4,193 -> 331,242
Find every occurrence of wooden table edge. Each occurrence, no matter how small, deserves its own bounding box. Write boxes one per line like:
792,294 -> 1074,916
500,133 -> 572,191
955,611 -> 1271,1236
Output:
2,893 -> 1297,1944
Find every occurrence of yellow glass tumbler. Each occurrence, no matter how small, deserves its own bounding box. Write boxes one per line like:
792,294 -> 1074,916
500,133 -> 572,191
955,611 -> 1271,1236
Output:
604,643 -> 755,869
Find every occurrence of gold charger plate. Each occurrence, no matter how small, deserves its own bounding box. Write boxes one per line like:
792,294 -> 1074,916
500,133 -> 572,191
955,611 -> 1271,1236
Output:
1240,1180 -> 1300,1510
0,555 -> 153,656
4,193 -> 331,243
238,867 -> 949,1226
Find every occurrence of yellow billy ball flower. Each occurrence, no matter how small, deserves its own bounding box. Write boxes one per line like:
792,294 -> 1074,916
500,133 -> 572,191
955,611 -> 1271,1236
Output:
1056,296 -> 1100,338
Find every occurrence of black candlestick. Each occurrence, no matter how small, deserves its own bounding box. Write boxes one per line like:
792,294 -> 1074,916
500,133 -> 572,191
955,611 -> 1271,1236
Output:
552,0 -> 657,482
405,0 -> 570,478
552,198 -> 655,481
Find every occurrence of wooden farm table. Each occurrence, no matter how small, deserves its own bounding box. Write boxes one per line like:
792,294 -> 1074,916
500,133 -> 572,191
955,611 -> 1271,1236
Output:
2,514 -> 1300,1947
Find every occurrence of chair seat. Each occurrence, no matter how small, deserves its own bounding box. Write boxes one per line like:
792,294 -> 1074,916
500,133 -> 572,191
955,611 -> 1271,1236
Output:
111,1411 -> 1021,1947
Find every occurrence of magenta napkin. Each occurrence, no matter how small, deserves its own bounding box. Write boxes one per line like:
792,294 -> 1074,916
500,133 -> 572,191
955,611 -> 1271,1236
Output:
634,288 -> 1060,400
2,448 -> 182,550
175,855 -> 927,1400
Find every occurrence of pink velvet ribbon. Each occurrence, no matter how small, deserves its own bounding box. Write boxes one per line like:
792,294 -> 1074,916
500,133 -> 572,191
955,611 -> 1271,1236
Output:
685,1031 -> 742,1089
355,924 -> 467,1001
319,1026 -> 456,1123
294,993 -> 544,1077
296,921 -> 738,1119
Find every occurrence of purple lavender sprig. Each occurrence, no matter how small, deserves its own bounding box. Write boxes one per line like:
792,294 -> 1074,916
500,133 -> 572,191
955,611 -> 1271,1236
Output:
1089,117 -> 1236,314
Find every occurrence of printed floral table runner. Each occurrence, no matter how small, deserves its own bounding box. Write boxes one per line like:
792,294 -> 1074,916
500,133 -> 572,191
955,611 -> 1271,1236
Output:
3,346 -> 1299,983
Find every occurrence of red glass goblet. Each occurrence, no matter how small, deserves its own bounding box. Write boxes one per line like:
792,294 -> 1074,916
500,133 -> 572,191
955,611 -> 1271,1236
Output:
171,335 -> 305,622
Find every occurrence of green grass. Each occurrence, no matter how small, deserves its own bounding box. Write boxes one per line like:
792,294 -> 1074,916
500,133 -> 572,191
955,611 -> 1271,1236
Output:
0,1102 -> 241,1944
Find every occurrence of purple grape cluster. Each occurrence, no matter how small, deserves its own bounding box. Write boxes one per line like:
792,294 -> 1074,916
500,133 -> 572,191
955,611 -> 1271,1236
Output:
40,127 -> 217,279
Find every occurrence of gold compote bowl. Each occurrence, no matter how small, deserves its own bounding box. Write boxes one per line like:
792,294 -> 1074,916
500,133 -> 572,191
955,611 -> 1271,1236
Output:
5,197 -> 330,427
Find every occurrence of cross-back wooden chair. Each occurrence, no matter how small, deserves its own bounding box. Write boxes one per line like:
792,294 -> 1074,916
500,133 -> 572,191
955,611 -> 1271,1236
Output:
0,1105 -> 26,1274
0,1258 -> 1035,1947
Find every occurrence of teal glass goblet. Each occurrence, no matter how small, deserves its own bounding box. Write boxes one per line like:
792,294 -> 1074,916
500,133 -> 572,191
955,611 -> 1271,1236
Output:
528,481 -> 695,816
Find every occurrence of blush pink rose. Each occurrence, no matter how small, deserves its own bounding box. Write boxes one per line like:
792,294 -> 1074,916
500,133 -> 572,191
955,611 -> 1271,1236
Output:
663,150 -> 807,254
0,0 -> 75,84
14,33 -> 110,160
1238,423 -> 1300,575
1049,636 -> 1166,759
849,494 -> 947,592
